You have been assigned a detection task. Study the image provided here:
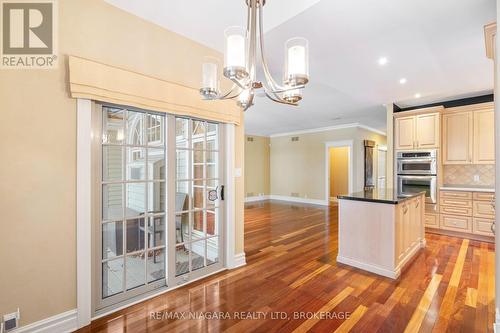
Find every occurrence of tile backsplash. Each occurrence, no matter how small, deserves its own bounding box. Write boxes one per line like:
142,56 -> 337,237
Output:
443,164 -> 495,186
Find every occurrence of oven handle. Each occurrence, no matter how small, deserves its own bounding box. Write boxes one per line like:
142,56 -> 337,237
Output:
398,158 -> 434,163
398,175 -> 435,180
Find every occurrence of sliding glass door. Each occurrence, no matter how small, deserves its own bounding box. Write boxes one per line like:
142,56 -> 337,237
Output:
95,105 -> 224,312
170,117 -> 224,285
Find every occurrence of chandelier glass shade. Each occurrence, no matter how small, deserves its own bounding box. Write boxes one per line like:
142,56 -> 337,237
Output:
199,0 -> 309,111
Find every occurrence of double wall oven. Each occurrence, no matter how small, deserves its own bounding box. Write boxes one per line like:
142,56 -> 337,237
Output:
397,150 -> 438,213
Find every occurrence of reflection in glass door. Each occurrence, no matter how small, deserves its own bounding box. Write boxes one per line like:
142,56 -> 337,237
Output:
172,117 -> 224,282
96,105 -> 225,312
98,106 -> 167,309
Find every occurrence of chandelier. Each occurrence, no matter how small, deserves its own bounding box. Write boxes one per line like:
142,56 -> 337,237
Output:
199,0 -> 310,111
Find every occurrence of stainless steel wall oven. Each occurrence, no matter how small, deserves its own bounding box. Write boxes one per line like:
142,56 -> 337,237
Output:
397,150 -> 438,213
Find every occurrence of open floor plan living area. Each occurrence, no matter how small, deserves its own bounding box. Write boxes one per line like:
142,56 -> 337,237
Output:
0,0 -> 499,332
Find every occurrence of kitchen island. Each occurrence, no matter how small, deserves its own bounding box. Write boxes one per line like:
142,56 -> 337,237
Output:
337,189 -> 425,279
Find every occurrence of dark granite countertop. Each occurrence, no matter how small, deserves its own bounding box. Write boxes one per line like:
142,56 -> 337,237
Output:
337,189 -> 425,204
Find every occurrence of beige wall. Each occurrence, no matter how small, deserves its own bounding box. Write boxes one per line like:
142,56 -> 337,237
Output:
329,147 -> 349,198
270,127 -> 387,201
245,135 -> 270,197
0,0 -> 244,326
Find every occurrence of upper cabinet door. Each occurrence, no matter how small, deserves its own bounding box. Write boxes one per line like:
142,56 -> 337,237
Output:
395,116 -> 415,150
473,109 -> 495,164
442,111 -> 473,164
415,113 -> 440,148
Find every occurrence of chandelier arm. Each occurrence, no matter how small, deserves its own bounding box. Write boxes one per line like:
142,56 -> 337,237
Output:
248,0 -> 257,83
217,84 -> 240,99
227,87 -> 246,100
229,77 -> 250,90
245,1 -> 252,75
262,81 -> 289,103
258,5 -> 287,92
257,67 -> 294,103
257,71 -> 292,103
243,92 -> 255,111
264,90 -> 298,106
269,85 -> 306,94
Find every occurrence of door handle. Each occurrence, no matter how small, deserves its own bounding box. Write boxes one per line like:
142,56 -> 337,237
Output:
220,185 -> 225,201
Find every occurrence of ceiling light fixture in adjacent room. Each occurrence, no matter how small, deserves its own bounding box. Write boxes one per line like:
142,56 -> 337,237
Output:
414,93 -> 421,98
199,0 -> 310,111
399,78 -> 407,84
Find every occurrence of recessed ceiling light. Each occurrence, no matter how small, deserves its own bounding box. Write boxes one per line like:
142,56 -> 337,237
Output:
378,57 -> 388,66
399,78 -> 407,84
414,93 -> 421,98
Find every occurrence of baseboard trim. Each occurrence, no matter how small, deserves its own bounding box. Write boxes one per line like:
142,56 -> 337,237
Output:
232,252 -> 246,268
425,227 -> 494,243
337,255 -> 399,279
12,309 -> 77,333
245,195 -> 328,206
337,240 -> 424,280
269,195 -> 328,206
394,240 -> 424,276
245,195 -> 270,203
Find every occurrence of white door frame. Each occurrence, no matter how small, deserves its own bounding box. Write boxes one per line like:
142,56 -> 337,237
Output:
76,99 -> 92,328
325,140 -> 354,204
76,99 -> 238,328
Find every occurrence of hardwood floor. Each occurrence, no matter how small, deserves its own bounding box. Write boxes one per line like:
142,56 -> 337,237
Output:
77,200 -> 495,332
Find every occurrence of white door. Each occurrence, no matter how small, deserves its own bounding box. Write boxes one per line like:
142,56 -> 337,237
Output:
377,148 -> 387,189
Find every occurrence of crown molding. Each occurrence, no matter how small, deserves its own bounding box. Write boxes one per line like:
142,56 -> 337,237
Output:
357,124 -> 387,136
266,123 -> 386,138
245,133 -> 270,138
484,22 -> 496,60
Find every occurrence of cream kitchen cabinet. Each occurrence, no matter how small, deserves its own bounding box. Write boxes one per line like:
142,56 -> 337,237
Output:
442,106 -> 494,165
415,113 -> 440,148
395,112 -> 440,150
438,189 -> 494,238
337,193 -> 425,279
442,111 -> 473,164
395,116 -> 416,150
473,109 -> 495,164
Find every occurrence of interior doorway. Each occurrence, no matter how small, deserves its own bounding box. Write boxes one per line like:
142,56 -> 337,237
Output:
377,146 -> 387,190
325,141 -> 353,205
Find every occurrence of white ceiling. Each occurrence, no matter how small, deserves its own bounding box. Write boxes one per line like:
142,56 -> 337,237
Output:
105,0 -> 495,136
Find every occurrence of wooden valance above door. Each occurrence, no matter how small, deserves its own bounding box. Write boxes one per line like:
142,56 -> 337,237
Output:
68,56 -> 241,125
